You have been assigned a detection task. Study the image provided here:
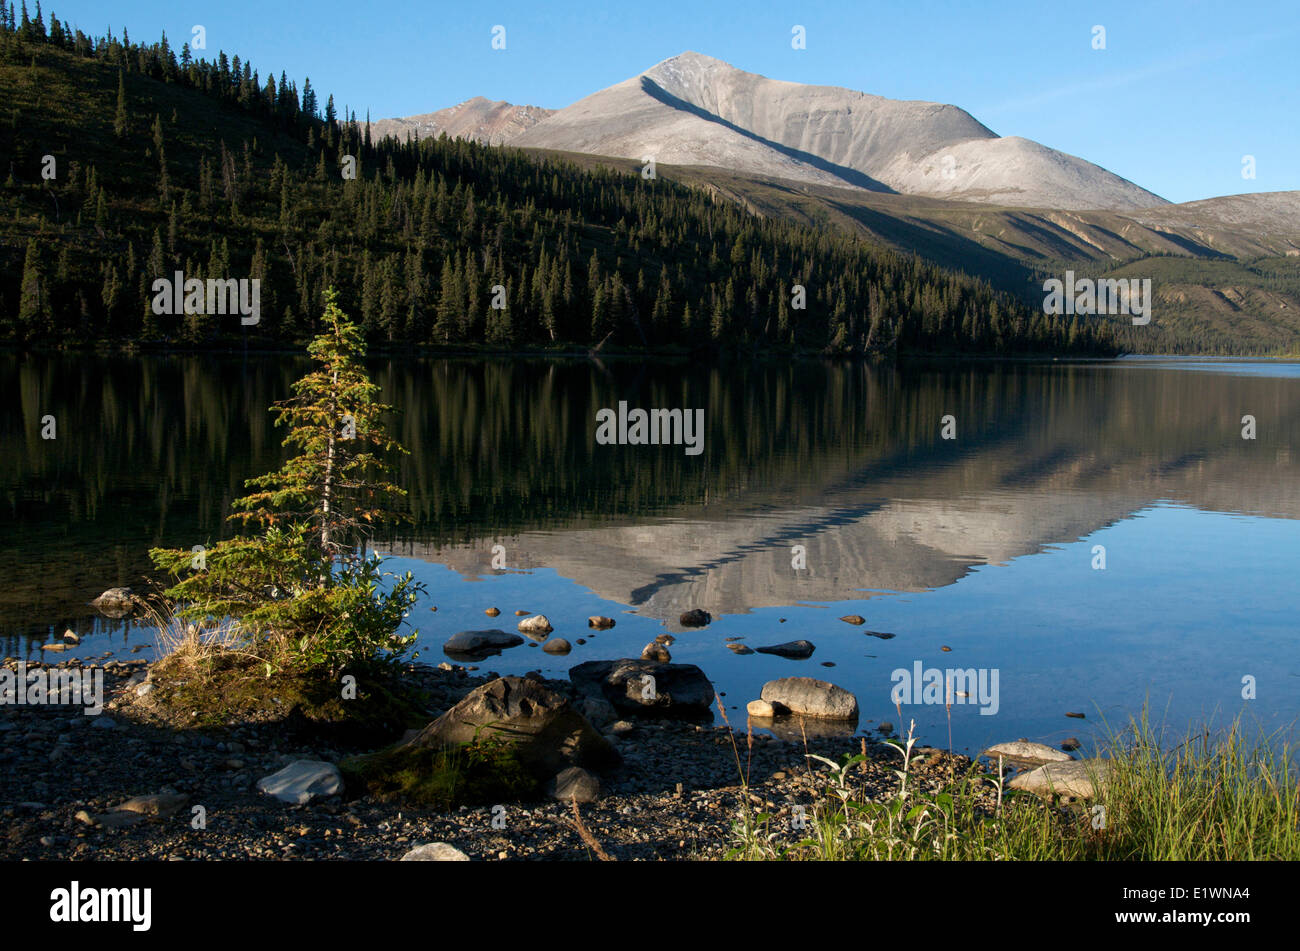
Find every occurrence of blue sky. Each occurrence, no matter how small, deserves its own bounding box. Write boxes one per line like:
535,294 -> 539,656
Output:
45,0 -> 1300,203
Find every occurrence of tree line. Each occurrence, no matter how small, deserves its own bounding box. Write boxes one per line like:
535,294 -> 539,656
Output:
0,8 -> 1120,356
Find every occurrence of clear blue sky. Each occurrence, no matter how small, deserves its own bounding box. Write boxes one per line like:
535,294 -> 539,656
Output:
45,0 -> 1300,203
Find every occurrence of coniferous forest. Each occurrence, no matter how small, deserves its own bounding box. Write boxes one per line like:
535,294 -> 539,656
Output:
0,7 -> 1120,356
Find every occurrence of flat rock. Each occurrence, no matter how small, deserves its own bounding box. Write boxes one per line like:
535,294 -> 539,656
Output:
116,793 -> 189,818
983,741 -> 1074,765
256,760 -> 344,804
839,615 -> 865,625
759,677 -> 858,719
400,842 -> 470,861
546,765 -> 601,803
1008,759 -> 1109,799
755,639 -> 816,659
443,629 -> 524,658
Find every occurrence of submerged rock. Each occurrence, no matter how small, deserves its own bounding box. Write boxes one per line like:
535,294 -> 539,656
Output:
91,587 -> 141,618
443,629 -> 524,658
755,640 -> 815,659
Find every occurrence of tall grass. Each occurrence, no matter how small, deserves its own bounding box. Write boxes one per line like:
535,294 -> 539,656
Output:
727,710 -> 1300,861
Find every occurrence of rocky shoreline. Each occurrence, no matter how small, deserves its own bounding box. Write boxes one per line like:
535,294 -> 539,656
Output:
0,654 -> 992,862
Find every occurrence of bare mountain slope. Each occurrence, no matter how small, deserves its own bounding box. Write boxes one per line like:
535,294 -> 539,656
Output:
370,96 -> 553,146
510,52 -> 1166,210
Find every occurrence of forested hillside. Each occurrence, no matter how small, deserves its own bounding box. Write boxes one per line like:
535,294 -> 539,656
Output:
0,8 -> 1118,355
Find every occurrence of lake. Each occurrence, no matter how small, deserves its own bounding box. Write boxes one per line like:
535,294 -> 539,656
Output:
3,353 -> 1297,756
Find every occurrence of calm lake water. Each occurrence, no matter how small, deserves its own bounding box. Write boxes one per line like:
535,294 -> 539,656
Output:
3,354 -> 1298,755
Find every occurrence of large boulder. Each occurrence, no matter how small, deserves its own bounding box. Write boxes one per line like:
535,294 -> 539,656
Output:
1008,759 -> 1108,799
569,659 -> 714,718
402,676 -> 619,777
443,629 -> 525,659
759,677 -> 858,719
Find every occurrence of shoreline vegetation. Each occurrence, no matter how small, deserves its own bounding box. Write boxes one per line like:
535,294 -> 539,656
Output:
3,293 -> 1291,863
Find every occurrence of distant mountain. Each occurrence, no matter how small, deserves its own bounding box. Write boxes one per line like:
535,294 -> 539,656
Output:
370,96 -> 553,146
383,52 -> 1167,211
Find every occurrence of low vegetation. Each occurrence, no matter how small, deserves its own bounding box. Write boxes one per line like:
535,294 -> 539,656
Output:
727,713 -> 1300,861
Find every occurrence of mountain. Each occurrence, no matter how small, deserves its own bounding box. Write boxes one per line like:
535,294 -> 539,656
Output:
369,96 -> 552,146
385,51 -> 1167,211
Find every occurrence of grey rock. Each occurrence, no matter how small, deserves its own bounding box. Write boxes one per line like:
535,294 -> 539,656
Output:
402,676 -> 619,777
399,842 -> 470,861
91,587 -> 140,618
256,760 -> 344,804
546,766 -> 601,803
1008,759 -> 1109,799
755,640 -> 816,659
759,677 -> 858,719
569,659 -> 714,717
579,697 -> 618,727
984,740 -> 1073,765
116,793 -> 189,818
443,629 -> 524,658
517,615 -> 554,636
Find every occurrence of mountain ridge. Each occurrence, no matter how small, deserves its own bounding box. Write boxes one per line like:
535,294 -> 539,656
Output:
381,51 -> 1167,211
